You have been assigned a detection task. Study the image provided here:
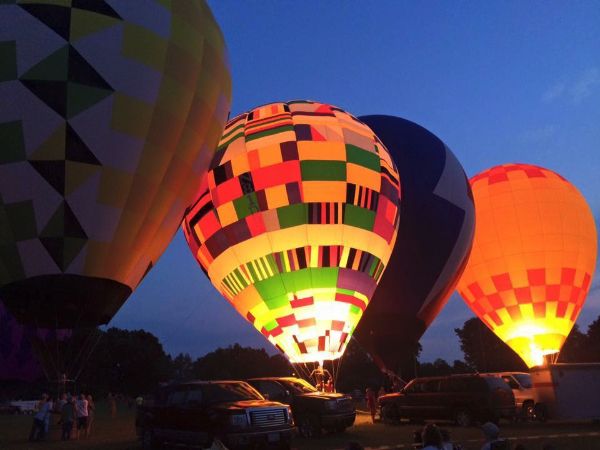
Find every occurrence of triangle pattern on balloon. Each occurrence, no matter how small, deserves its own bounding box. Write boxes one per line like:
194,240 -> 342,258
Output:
20,44 -> 113,119
69,5 -> 122,41
18,4 -> 72,41
19,2 -> 121,42
39,200 -> 87,271
29,122 -> 100,197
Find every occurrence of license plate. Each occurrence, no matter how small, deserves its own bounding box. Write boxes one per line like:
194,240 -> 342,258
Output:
267,433 -> 280,442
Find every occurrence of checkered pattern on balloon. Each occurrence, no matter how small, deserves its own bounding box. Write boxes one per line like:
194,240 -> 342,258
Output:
184,101 -> 401,363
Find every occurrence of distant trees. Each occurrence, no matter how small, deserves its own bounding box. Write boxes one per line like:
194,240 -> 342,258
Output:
189,344 -> 292,380
559,318 -> 600,363
454,318 -> 528,372
7,313 -> 598,400
454,315 -> 600,372
337,339 -> 384,392
416,358 -> 475,377
77,327 -> 172,396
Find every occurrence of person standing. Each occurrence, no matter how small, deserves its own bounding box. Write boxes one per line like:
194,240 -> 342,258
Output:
60,395 -> 75,441
421,423 -> 444,450
365,388 -> 377,424
86,395 -> 95,437
108,392 -> 117,418
29,393 -> 51,441
74,393 -> 89,439
480,422 -> 509,450
57,393 -> 67,411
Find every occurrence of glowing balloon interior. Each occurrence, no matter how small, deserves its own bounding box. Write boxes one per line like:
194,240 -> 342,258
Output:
457,164 -> 597,367
184,101 -> 401,363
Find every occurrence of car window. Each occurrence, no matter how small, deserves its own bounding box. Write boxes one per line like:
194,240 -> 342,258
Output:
485,377 -> 512,392
449,378 -> 466,392
424,380 -> 440,393
186,387 -> 203,406
439,379 -> 452,392
502,376 -> 520,390
202,382 -> 264,405
167,388 -> 188,406
154,388 -> 170,406
449,377 -> 484,392
513,374 -> 532,388
284,378 -> 318,394
405,381 -> 425,394
258,381 -> 288,400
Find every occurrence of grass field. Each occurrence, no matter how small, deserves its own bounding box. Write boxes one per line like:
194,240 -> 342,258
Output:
1,401 -> 599,450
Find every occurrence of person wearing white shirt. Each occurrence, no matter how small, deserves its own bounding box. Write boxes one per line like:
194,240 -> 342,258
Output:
75,393 -> 89,439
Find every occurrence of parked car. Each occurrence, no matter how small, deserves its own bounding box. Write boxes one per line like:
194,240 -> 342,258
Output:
136,380 -> 294,449
378,373 -> 515,426
247,377 -> 356,438
487,372 -> 535,420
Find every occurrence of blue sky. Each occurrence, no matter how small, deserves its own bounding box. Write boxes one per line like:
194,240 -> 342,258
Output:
113,1 -> 600,363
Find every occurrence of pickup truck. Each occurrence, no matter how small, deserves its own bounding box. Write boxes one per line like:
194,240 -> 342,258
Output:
136,380 -> 295,449
247,377 -> 356,438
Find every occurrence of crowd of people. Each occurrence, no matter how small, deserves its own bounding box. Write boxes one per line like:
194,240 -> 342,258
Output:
28,392 -> 97,442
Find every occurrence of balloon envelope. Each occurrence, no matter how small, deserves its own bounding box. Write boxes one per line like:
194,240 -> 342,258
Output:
457,163 -> 597,367
184,101 -> 401,363
0,1 -> 231,328
353,115 -> 475,374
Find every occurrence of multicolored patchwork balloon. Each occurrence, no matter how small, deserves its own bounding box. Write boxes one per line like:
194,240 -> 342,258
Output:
457,163 -> 597,367
184,101 -> 401,363
0,0 -> 231,328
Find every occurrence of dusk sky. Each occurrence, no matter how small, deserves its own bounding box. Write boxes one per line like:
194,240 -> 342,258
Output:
113,1 -> 600,363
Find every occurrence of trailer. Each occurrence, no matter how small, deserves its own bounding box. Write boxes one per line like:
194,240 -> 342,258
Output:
530,363 -> 600,421
9,400 -> 38,414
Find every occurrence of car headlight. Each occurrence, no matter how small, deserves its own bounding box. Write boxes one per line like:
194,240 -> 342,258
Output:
229,413 -> 249,428
286,406 -> 294,424
324,400 -> 338,411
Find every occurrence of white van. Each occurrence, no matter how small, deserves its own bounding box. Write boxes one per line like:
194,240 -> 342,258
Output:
487,372 -> 535,420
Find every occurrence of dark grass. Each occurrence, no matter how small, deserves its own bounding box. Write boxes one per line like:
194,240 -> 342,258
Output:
1,403 -> 599,450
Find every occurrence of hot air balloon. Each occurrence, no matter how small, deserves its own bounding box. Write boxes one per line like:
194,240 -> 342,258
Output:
0,0 -> 231,379
183,101 -> 401,366
353,115 -> 475,377
457,163 -> 597,367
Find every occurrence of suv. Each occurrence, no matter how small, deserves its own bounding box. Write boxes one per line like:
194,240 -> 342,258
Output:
379,374 -> 515,426
248,377 -> 355,438
136,380 -> 294,449
493,372 -> 535,420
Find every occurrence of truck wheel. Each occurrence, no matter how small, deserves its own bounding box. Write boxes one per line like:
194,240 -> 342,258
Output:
381,404 -> 400,424
534,403 -> 548,423
141,429 -> 160,450
454,409 -> 472,427
298,415 -> 321,438
523,401 -> 535,421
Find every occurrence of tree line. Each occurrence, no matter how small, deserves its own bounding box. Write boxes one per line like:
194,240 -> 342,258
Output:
5,314 -> 600,399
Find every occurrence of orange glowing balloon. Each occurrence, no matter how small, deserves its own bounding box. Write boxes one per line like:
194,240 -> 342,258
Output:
457,163 -> 597,367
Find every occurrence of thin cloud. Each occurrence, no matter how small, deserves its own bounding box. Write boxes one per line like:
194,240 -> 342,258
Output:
542,68 -> 600,104
542,82 -> 565,103
570,68 -> 600,103
519,124 -> 556,143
